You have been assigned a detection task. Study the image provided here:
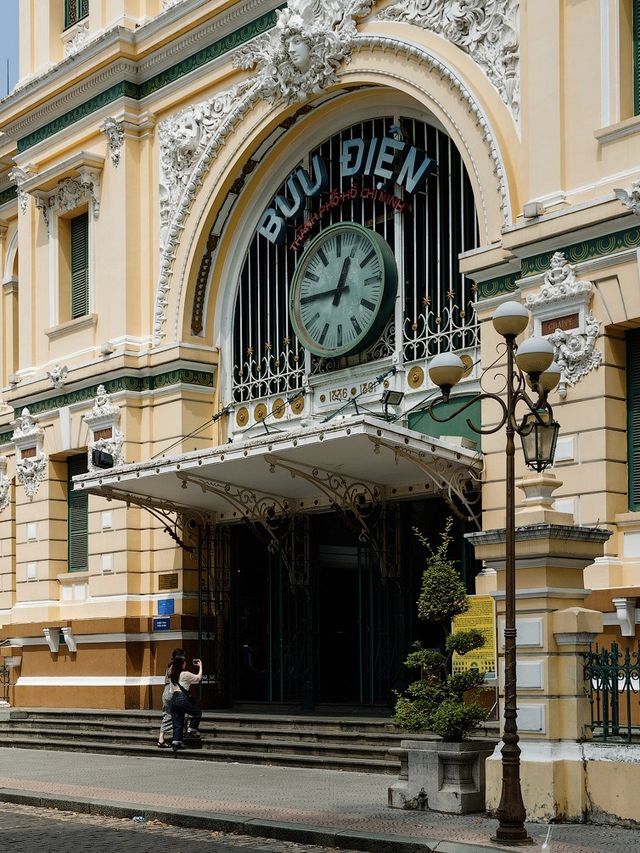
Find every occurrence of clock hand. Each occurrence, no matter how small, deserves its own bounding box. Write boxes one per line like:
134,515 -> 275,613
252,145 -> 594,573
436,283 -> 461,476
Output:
332,257 -> 351,306
300,285 -> 350,305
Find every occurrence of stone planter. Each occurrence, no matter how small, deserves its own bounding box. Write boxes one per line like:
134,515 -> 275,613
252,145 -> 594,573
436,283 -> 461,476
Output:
388,737 -> 497,814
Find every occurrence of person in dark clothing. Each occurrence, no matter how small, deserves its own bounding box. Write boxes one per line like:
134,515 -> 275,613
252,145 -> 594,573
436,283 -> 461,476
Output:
169,655 -> 202,752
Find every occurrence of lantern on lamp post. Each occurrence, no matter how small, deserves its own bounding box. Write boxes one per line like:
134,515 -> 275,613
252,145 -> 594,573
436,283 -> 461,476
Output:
427,301 -> 561,845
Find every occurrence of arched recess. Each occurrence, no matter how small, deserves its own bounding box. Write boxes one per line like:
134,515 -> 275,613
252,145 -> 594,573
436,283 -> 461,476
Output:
161,33 -> 519,350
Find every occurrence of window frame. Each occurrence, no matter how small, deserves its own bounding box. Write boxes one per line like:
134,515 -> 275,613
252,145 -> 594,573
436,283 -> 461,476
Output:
64,0 -> 89,31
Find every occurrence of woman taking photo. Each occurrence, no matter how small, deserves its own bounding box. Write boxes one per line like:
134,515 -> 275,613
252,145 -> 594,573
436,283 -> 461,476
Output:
169,655 -> 203,752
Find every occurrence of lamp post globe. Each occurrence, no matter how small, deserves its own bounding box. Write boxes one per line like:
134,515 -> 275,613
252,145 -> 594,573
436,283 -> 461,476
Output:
492,301 -> 530,338
428,352 -> 465,399
514,336 -> 554,377
539,361 -> 562,393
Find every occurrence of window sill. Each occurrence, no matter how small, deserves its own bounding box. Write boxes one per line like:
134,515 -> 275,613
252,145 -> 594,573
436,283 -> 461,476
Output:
45,313 -> 96,340
594,114 -> 640,144
58,571 -> 89,584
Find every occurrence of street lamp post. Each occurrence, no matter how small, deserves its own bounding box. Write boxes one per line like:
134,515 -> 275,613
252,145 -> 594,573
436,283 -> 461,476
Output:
427,301 -> 561,845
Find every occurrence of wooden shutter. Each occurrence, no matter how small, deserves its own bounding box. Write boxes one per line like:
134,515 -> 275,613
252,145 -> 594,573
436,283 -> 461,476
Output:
68,455 -> 88,573
627,330 -> 640,509
70,212 -> 89,319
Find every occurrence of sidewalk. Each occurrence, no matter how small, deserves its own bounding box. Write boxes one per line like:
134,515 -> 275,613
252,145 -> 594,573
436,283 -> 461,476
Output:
0,747 -> 636,853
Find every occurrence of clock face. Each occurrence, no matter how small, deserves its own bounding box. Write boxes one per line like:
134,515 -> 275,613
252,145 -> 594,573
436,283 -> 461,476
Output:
289,223 -> 398,357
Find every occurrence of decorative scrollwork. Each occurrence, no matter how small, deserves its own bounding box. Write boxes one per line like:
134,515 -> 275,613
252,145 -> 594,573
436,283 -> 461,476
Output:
377,0 -> 520,122
233,0 -> 374,105
614,180 -> 640,216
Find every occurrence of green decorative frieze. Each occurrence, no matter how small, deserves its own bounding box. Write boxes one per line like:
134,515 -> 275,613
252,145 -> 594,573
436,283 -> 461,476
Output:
138,11 -> 278,99
17,10 -> 280,152
18,82 -> 139,152
0,185 -> 18,207
477,273 -> 519,301
521,226 -> 640,278
0,430 -> 12,446
7,369 -> 214,418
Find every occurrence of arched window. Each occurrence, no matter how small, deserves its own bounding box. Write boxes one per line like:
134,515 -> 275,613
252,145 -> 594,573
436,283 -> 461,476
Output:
232,115 -> 479,403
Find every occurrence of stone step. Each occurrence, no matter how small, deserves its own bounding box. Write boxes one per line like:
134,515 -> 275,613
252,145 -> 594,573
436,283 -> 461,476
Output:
0,724 -> 400,759
0,735 -> 398,773
0,719 -> 402,746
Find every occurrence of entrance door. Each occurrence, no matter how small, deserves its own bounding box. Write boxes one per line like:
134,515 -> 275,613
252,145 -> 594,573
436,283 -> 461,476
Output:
317,545 -> 361,702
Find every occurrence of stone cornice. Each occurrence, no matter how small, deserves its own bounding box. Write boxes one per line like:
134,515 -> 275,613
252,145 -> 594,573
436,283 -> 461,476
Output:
1,0 -> 282,152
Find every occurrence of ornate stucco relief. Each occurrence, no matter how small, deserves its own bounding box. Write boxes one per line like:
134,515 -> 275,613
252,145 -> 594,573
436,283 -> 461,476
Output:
8,167 -> 30,214
377,0 -> 520,122
526,252 -> 602,399
101,118 -> 125,168
32,170 -> 101,233
0,456 -> 11,513
158,86 -> 247,249
63,20 -> 92,58
84,385 -> 124,472
234,0 -> 374,104
153,1 -> 511,343
12,408 -> 47,500
46,365 -> 68,389
163,0 -> 186,8
614,180 -> 640,216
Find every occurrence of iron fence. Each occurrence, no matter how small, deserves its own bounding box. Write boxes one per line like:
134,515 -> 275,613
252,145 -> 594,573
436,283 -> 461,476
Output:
0,662 -> 9,704
584,642 -> 640,742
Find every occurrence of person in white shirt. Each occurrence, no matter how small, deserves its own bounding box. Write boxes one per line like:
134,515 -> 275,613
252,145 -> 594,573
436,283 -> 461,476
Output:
168,655 -> 203,752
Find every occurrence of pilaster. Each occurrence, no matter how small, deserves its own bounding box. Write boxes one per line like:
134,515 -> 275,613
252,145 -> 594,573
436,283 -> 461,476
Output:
467,473 -> 611,819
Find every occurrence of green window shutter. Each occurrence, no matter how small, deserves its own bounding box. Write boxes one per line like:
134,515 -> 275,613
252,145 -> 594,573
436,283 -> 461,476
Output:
635,0 -> 640,115
627,330 -> 640,509
70,212 -> 89,319
68,454 -> 88,573
65,1 -> 89,30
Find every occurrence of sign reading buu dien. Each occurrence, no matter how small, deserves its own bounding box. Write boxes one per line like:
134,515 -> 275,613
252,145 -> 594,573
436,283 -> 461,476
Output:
452,595 -> 497,679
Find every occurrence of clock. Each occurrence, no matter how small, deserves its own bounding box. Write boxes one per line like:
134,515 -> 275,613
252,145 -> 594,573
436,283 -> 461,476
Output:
289,222 -> 398,357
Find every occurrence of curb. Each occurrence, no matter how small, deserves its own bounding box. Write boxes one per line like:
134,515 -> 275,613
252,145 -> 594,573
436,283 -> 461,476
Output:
0,788 -> 509,853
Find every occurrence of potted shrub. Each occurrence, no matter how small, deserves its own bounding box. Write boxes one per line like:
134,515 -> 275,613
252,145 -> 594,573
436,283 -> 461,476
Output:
388,519 -> 496,814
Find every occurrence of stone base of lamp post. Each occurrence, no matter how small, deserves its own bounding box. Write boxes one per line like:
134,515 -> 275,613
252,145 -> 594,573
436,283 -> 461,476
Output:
389,738 -> 498,814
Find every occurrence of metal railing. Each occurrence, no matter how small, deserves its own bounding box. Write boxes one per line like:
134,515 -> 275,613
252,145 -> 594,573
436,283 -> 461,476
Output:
584,642 -> 640,742
0,662 -> 9,705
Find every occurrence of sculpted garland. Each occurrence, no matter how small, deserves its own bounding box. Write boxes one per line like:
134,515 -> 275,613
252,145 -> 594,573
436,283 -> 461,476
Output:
377,0 -> 520,121
526,252 -> 602,400
154,0 -> 513,342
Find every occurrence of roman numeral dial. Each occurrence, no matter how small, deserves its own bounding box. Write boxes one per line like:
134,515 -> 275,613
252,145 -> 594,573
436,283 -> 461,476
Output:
290,223 -> 398,358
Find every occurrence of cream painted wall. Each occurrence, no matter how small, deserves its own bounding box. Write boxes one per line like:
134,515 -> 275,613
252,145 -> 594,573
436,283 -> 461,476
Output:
0,0 -> 638,697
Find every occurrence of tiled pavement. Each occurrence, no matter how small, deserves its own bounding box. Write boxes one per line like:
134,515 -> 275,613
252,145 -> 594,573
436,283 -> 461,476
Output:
0,747 -> 638,853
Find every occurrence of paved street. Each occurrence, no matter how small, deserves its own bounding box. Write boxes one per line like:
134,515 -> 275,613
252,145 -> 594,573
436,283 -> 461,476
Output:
0,747 -> 639,852
0,802 -> 348,853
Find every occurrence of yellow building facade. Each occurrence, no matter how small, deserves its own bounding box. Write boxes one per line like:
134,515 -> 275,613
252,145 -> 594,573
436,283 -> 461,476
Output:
1,0 -> 640,814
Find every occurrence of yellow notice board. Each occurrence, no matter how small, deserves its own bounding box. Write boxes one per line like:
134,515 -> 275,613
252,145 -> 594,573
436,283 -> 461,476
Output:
452,595 -> 496,678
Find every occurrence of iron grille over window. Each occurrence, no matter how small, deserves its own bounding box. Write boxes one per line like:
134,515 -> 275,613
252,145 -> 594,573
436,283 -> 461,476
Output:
232,116 -> 479,403
65,0 -> 89,30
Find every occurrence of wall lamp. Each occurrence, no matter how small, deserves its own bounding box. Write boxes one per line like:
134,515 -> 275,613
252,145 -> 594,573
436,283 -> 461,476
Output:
381,388 -> 404,416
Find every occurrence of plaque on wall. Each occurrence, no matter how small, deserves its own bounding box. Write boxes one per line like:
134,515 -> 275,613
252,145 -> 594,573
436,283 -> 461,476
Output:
158,572 -> 179,591
540,313 -> 579,336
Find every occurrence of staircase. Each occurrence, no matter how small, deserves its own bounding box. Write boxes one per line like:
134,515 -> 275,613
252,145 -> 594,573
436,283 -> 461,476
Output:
0,708 -> 410,773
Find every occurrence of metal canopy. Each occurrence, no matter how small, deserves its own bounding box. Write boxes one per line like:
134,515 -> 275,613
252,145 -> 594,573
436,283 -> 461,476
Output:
75,415 -> 482,526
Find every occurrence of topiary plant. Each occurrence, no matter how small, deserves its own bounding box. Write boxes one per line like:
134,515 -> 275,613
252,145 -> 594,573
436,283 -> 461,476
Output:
393,518 -> 489,742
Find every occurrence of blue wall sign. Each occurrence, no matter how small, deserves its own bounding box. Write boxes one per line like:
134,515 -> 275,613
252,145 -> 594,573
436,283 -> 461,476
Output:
158,598 -> 175,616
153,617 -> 171,631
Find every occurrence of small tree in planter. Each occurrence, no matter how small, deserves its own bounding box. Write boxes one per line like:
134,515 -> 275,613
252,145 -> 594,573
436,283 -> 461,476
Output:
389,519 -> 495,813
